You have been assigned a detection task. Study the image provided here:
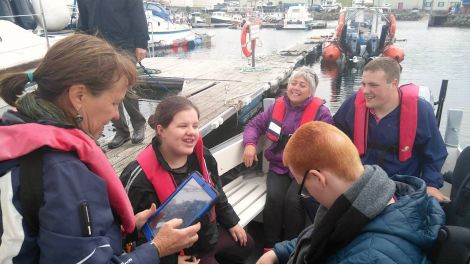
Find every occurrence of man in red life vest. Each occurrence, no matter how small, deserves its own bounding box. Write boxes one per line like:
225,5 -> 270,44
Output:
334,57 -> 449,201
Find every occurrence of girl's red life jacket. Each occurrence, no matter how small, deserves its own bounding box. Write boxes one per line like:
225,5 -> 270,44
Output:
353,83 -> 419,162
136,136 -> 216,222
267,97 -> 324,142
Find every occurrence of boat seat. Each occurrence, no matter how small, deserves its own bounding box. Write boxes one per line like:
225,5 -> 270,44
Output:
209,98 -> 274,228
210,133 -> 269,228
427,146 -> 470,264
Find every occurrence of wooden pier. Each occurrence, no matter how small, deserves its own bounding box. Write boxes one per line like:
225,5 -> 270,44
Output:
108,37 -> 323,174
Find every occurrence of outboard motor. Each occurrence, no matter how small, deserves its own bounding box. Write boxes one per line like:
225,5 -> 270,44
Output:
378,24 -> 389,52
366,33 -> 379,56
349,32 -> 359,56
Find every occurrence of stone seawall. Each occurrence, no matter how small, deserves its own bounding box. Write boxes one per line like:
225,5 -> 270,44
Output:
313,11 -> 424,21
443,14 -> 470,27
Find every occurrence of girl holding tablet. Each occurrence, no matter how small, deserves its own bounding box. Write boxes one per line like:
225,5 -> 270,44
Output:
121,96 -> 254,264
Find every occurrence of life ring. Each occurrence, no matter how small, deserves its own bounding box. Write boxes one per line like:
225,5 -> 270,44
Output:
241,23 -> 255,57
389,14 -> 396,39
335,13 -> 345,39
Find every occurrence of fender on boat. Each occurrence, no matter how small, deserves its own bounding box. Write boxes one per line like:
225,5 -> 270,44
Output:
31,0 -> 70,31
11,0 -> 37,30
0,0 -> 15,23
241,23 -> 255,57
336,13 -> 345,39
322,43 -> 341,63
389,14 -> 396,39
383,44 -> 404,63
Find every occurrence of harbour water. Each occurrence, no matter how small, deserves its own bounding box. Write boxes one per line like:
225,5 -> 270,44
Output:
158,19 -> 470,147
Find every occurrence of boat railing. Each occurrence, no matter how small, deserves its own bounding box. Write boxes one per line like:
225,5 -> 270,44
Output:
147,21 -> 156,55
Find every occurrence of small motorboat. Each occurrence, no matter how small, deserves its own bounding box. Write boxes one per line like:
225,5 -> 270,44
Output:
322,7 -> 404,65
276,5 -> 326,30
144,2 -> 209,50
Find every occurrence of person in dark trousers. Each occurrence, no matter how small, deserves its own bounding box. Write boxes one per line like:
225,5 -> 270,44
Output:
77,0 -> 149,149
257,122 -> 445,264
242,67 -> 333,251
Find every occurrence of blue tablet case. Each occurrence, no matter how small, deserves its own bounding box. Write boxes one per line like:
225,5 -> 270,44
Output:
142,171 -> 218,241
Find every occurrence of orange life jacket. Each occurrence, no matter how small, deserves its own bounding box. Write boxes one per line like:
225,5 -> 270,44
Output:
267,97 -> 324,142
353,83 -> 419,162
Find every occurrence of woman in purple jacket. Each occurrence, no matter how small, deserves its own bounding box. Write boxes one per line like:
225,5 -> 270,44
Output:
242,66 -> 333,250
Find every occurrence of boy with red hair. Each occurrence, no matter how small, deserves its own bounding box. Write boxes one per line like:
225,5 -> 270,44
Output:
256,121 -> 444,264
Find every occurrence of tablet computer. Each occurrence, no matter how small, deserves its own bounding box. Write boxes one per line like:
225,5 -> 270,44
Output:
142,171 -> 218,241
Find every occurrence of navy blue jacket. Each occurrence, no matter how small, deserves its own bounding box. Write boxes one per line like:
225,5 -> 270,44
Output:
77,0 -> 149,51
334,94 -> 447,188
273,175 -> 445,264
0,152 -> 159,263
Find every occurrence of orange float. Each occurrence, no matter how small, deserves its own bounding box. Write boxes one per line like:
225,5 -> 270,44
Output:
383,45 -> 404,63
322,44 -> 341,63
389,14 -> 396,39
241,23 -> 255,57
336,13 -> 345,39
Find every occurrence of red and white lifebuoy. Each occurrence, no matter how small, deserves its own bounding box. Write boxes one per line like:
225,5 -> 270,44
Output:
335,13 -> 345,39
241,23 -> 255,57
389,14 -> 396,39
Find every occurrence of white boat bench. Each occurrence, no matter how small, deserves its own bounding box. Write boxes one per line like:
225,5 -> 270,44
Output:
209,98 -> 274,228
210,133 -> 269,228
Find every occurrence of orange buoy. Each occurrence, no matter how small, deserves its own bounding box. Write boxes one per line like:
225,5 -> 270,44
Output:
336,13 -> 345,39
322,44 -> 341,63
383,45 -> 404,63
241,23 -> 255,57
389,14 -> 396,39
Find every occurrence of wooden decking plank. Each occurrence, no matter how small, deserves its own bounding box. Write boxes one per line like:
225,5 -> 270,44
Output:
180,80 -> 218,97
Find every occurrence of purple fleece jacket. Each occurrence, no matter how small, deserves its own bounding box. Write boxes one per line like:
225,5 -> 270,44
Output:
243,96 -> 334,177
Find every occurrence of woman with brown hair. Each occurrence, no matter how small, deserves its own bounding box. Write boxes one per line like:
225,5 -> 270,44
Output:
0,34 -> 200,263
121,95 -> 255,264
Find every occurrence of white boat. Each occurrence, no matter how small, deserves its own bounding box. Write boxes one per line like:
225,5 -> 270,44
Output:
0,20 -> 63,73
190,12 -> 208,28
144,2 -> 200,49
352,0 -> 374,7
210,11 -> 233,24
279,5 -> 325,30
321,0 -> 342,12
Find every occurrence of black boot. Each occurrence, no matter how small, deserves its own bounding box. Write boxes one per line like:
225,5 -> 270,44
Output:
108,133 -> 130,149
131,125 -> 146,144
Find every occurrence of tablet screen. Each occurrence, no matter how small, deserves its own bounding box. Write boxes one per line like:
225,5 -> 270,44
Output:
146,176 -> 215,237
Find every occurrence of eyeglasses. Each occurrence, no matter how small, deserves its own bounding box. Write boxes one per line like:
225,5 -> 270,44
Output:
297,169 -> 320,198
297,169 -> 319,199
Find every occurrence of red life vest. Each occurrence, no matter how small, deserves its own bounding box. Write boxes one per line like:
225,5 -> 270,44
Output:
353,83 -> 419,162
0,123 -> 136,233
267,97 -> 324,142
136,137 -> 216,222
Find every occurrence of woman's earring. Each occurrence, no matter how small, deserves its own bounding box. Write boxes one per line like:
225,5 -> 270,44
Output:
75,113 -> 83,123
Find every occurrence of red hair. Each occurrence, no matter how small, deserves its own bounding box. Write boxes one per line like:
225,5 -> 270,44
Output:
283,121 -> 362,181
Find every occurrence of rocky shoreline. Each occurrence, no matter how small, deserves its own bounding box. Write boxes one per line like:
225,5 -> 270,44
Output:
313,11 -> 425,21
442,14 -> 470,27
